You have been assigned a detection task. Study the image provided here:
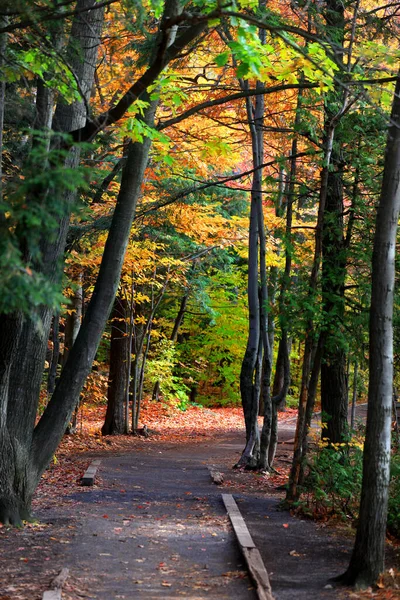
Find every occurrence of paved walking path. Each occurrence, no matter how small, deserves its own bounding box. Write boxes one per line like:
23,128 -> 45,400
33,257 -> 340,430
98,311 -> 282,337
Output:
5,408 -> 393,599
30,422 -> 358,600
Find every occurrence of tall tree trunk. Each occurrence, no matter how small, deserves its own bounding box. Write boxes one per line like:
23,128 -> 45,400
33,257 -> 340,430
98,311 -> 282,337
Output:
33,98 -> 158,480
238,78 -> 264,468
340,70 -> 400,588
350,361 -> 358,430
102,296 -> 128,435
286,122 -> 334,503
0,0 -> 105,525
0,0 -> 207,524
0,16 -> 8,202
320,0 -> 349,444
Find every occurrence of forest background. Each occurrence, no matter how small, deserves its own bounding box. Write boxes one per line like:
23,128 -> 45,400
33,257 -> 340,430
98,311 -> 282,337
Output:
0,0 -> 400,590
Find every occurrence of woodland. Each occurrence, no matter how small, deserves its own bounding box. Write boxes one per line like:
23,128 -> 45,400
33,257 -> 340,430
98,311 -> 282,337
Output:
0,0 -> 400,593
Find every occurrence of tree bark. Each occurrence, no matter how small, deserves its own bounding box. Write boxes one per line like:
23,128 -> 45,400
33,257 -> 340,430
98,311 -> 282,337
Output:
238,80 -> 264,468
0,16 -> 8,201
32,99 -> 158,476
62,279 -> 83,367
320,0 -> 349,444
286,121 -> 334,503
102,296 -> 128,435
340,70 -> 400,588
47,314 -> 60,396
0,0 -> 208,524
0,0 -> 105,524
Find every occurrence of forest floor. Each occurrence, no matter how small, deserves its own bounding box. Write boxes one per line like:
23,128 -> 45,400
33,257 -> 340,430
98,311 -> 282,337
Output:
0,401 -> 399,600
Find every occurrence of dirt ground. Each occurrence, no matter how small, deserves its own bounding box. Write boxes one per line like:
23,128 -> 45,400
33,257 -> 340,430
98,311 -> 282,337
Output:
0,406 -> 399,600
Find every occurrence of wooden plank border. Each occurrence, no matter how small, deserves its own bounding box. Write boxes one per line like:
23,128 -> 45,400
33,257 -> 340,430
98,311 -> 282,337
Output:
222,493 -> 274,600
81,459 -> 101,486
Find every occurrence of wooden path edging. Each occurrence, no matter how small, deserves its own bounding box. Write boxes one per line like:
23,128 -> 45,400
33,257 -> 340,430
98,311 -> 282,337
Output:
42,568 -> 69,600
81,459 -> 101,486
222,493 -> 274,600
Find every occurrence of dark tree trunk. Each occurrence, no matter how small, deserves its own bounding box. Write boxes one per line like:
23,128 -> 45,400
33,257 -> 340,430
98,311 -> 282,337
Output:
269,330 -> 291,466
238,78 -> 264,468
102,296 -> 128,435
286,120 -> 334,503
0,16 -> 7,201
0,0 -> 105,525
320,0 -> 348,444
340,71 -> 400,588
272,338 -> 287,407
350,361 -> 358,430
47,314 -> 60,396
0,0 -> 207,524
33,99 -> 158,472
62,280 -> 83,367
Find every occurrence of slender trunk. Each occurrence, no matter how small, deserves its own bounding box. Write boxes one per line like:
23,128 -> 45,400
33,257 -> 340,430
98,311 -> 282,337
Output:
125,281 -> 135,433
0,16 -> 8,202
350,362 -> 358,430
239,186 -> 260,447
320,0 -> 349,444
271,89 -> 301,427
341,70 -> 400,588
102,296 -> 128,435
62,279 -> 83,367
47,314 -> 60,396
298,334 -> 323,488
32,99 -> 158,483
238,80 -> 264,466
138,327 -> 151,418
269,330 -> 291,466
239,17 -> 269,468
133,270 -> 169,428
0,0 -> 105,524
393,388 -> 400,446
286,124 -> 334,503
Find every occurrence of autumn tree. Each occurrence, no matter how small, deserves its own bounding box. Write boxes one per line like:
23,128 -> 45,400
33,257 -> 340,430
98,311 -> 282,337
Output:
339,70 -> 400,589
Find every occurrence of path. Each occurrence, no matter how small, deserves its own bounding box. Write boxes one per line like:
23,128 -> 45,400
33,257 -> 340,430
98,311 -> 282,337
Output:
1,409 -> 395,599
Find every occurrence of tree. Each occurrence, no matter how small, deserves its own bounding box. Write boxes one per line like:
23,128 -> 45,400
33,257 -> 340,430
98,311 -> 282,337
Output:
0,0 -> 209,524
339,70 -> 400,588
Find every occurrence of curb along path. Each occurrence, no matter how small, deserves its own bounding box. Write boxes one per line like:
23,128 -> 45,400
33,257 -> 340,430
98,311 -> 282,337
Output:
49,443 -> 258,599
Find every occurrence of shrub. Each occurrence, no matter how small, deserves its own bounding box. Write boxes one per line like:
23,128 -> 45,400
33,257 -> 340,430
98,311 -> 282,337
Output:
298,437 -> 400,540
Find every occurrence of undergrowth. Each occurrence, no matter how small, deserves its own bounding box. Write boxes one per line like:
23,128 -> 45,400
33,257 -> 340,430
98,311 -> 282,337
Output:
298,431 -> 400,538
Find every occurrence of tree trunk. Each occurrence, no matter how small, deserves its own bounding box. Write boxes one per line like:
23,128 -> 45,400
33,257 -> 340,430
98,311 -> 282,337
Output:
0,0 -> 208,524
0,0 -> 105,525
47,314 -> 60,396
102,296 -> 128,435
62,279 -> 83,367
340,70 -> 400,588
350,361 -> 358,430
238,80 -> 263,468
33,98 -> 158,469
320,0 -> 349,444
0,16 -> 8,201
286,120 -> 334,503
